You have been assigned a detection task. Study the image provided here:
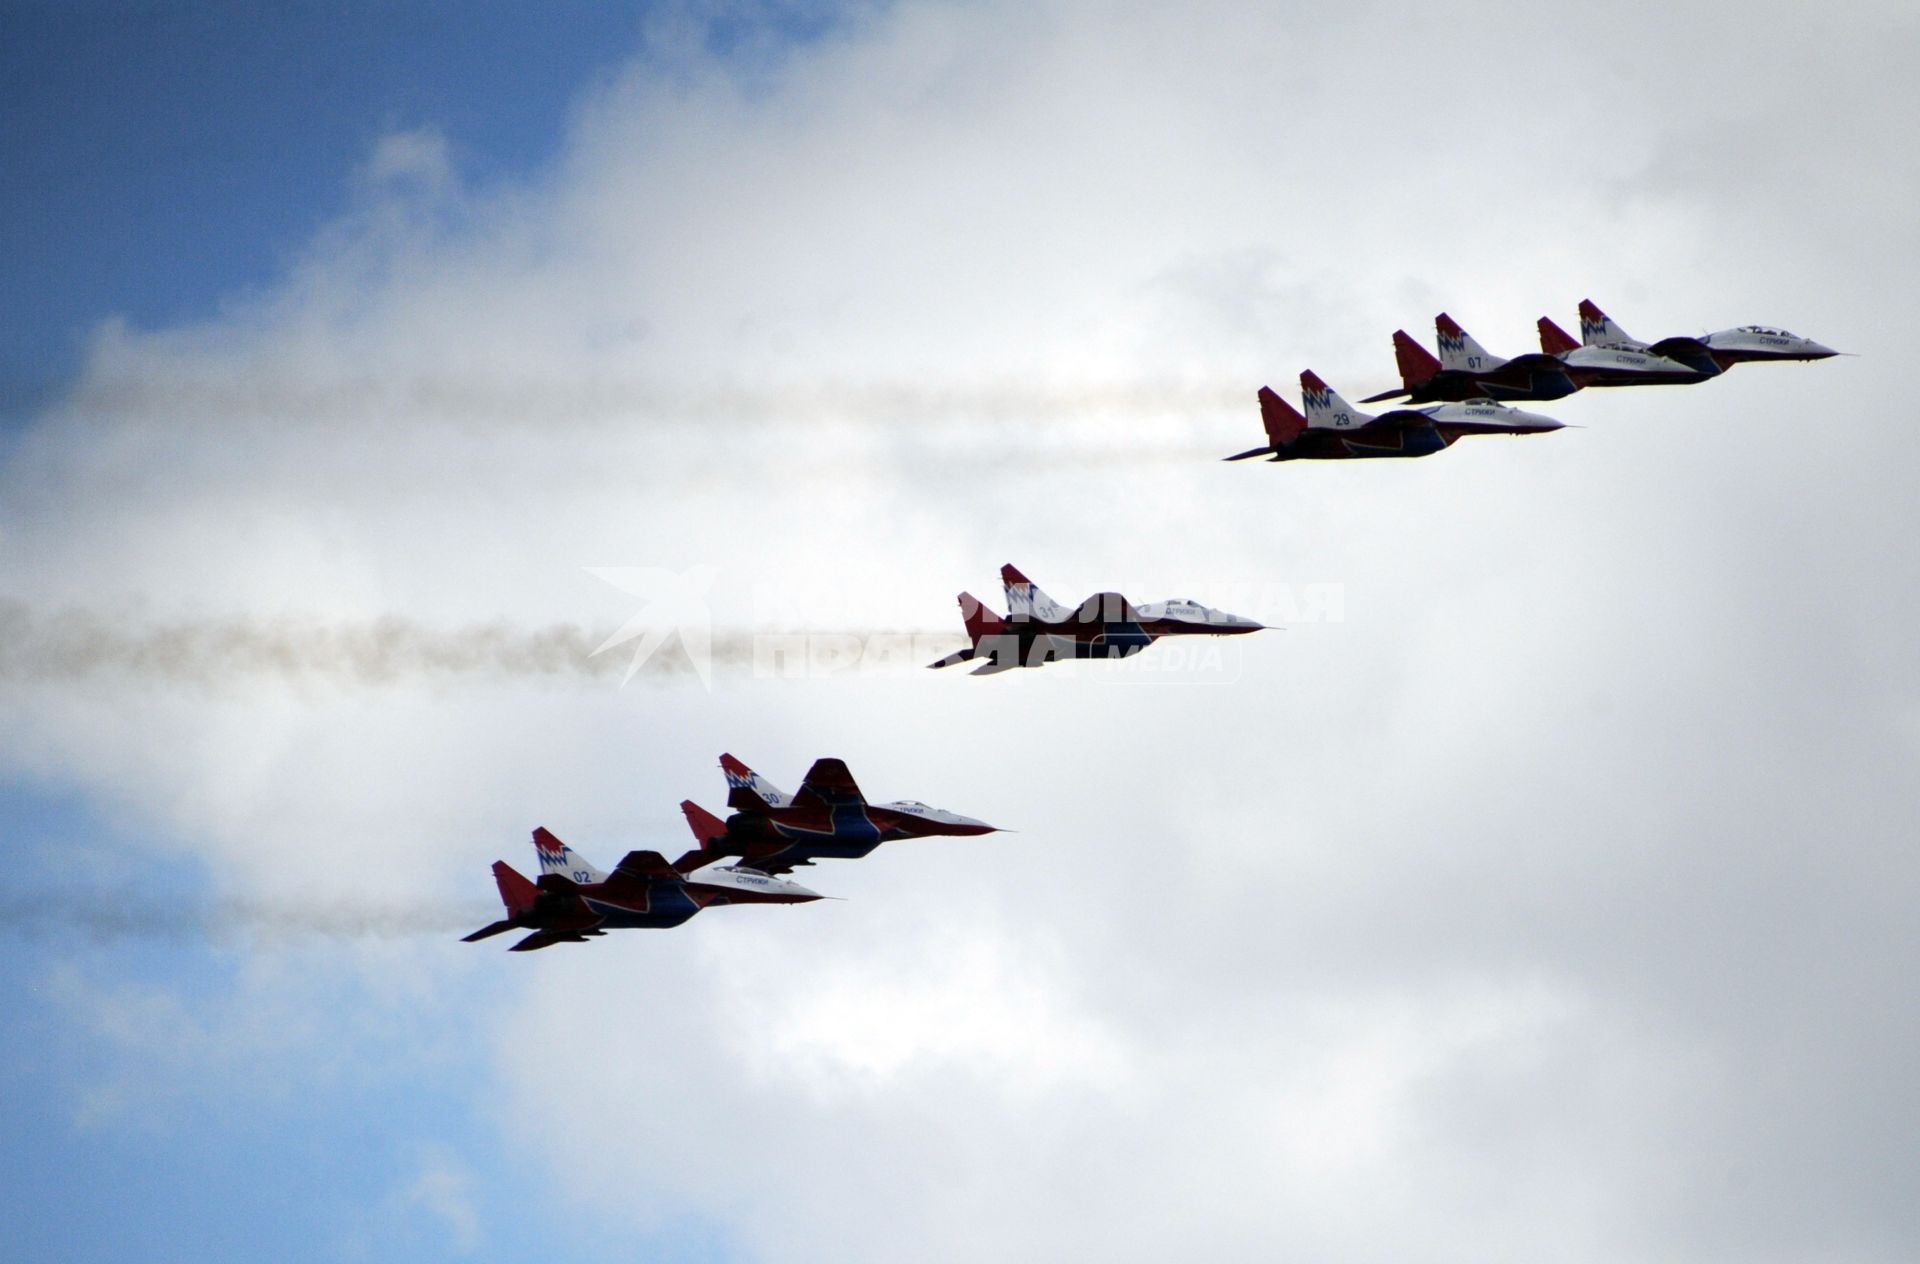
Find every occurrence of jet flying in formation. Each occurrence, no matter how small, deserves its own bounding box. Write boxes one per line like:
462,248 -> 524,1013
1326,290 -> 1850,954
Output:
928,564 -> 1265,675
463,826 -> 824,951
1227,370 -> 1565,463
679,753 -> 999,873
1573,299 -> 1841,377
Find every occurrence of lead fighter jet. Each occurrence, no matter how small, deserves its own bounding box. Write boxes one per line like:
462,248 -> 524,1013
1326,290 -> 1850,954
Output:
679,754 -> 999,873
463,825 -> 823,950
1574,299 -> 1841,377
927,564 -> 1265,675
1227,370 -> 1564,463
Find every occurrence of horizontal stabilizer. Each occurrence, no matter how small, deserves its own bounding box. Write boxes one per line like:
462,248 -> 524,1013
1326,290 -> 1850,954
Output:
509,930 -> 588,952
461,918 -> 519,943
928,647 -> 976,668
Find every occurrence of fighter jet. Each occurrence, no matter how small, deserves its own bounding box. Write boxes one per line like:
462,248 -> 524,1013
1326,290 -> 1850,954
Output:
1227,370 -> 1565,463
1362,326 -> 1578,404
1435,311 -> 1698,392
1574,299 -> 1842,376
678,754 -> 999,873
927,563 -> 1265,675
1536,311 -> 1720,384
462,825 -> 824,950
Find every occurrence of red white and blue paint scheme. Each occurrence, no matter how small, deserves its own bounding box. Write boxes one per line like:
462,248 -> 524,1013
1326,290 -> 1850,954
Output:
1574,299 -> 1842,378
1434,311 -> 1697,392
1228,370 -> 1565,464
462,825 -> 824,951
1365,324 -> 1578,404
927,563 -> 1265,675
678,754 -> 1000,873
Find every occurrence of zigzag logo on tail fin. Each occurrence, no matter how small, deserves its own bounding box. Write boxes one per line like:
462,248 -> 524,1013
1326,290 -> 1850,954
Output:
1299,371 -> 1370,430
1434,313 -> 1506,373
1578,299 -> 1644,349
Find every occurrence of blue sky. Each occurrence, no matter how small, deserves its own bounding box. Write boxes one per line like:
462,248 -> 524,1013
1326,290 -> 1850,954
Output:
1,1 -> 847,424
1,6 -> 799,1261
4,3 -> 1918,1262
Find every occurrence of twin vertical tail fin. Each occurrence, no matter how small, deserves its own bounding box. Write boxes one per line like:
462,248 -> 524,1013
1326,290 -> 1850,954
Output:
1578,299 -> 1644,349
492,861 -> 538,915
1299,371 -> 1374,430
1434,313 -> 1507,373
1258,386 -> 1307,448
1394,330 -> 1443,388
929,593 -> 1007,668
532,827 -> 606,884
1227,387 -> 1306,459
1537,316 -> 1580,356
462,860 -> 539,942
1001,565 -> 1070,622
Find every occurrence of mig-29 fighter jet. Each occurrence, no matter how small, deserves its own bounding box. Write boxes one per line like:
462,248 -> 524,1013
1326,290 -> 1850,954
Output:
677,754 -> 1000,874
927,564 -> 1265,675
1573,299 -> 1842,378
1227,370 -> 1565,463
462,825 -> 824,950
1364,325 -> 1578,404
1429,311 -> 1698,392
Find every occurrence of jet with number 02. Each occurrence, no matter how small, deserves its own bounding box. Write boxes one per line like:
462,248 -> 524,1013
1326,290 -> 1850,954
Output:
927,563 -> 1266,675
676,753 -> 1000,874
462,825 -> 824,950
1226,370 -> 1565,463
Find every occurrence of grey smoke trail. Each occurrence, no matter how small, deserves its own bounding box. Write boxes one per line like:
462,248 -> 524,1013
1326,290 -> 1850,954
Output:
0,601 -> 964,686
57,374 -> 1246,434
0,891 -> 488,942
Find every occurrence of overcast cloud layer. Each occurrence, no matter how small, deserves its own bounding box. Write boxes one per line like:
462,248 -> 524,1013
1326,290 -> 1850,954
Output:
5,3 -> 1919,1260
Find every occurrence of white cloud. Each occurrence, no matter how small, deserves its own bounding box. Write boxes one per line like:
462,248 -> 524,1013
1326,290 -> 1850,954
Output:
5,2 -> 1920,1261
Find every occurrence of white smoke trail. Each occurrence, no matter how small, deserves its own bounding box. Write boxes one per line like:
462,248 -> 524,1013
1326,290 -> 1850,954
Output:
0,601 -> 962,686
0,890 -> 489,942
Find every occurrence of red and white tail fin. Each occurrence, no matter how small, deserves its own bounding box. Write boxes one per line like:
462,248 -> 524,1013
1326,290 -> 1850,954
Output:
1257,386 -> 1306,447
1434,313 -> 1508,373
1578,299 -> 1644,349
531,827 -> 606,884
930,593 -> 1005,668
1393,330 -> 1443,388
674,801 -> 731,871
490,861 -> 538,916
1299,371 -> 1375,430
1537,316 -> 1580,356
720,753 -> 792,810
680,800 -> 728,846
1002,565 -> 1070,622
